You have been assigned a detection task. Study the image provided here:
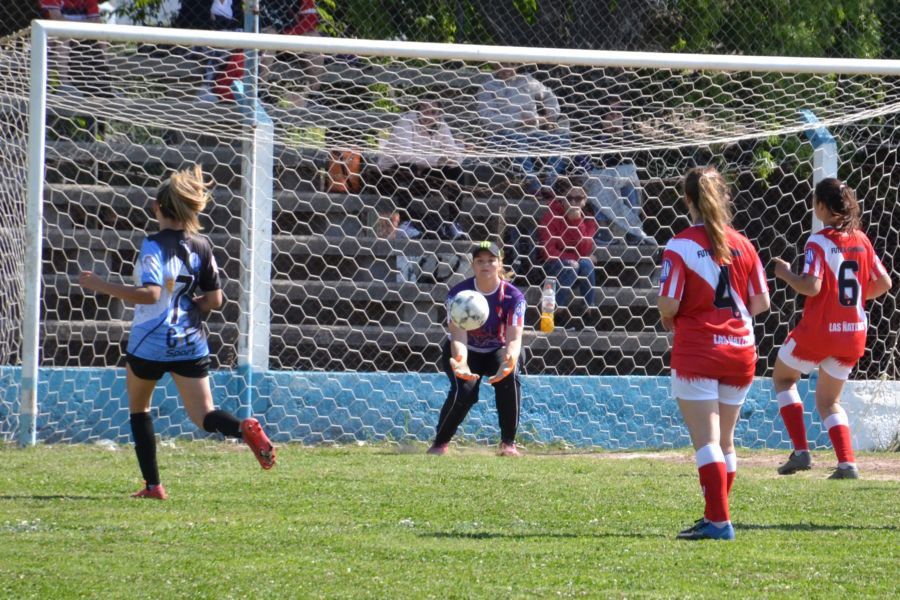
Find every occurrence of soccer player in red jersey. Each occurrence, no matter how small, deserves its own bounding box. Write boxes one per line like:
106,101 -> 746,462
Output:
771,178 -> 892,479
657,167 -> 770,540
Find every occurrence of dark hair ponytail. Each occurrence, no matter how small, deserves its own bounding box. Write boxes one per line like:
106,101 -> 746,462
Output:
814,178 -> 861,233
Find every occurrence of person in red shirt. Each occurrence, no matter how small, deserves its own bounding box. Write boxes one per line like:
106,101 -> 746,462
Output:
539,186 -> 598,314
771,178 -> 891,480
40,0 -> 100,21
257,0 -> 323,107
657,166 -> 770,541
39,0 -> 109,109
283,0 -> 319,36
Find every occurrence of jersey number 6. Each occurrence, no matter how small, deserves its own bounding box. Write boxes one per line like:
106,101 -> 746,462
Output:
837,260 -> 860,307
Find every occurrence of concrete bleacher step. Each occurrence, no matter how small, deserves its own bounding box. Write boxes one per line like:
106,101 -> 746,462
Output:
42,226 -> 659,298
45,139 -> 322,190
44,273 -> 658,332
40,320 -> 670,375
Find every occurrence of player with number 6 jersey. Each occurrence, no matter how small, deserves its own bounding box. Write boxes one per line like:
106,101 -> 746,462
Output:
77,165 -> 277,499
771,178 -> 891,480
658,167 -> 770,541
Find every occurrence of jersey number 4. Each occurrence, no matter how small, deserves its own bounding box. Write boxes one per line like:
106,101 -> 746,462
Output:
713,265 -> 740,318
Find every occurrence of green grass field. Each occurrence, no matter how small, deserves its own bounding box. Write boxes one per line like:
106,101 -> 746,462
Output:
1,443 -> 898,599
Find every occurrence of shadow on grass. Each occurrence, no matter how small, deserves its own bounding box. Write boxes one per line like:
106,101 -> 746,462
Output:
736,522 -> 899,532
0,494 -> 107,501
421,531 -> 662,540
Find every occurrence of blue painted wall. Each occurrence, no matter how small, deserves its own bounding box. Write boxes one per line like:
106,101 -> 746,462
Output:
0,367 -> 831,448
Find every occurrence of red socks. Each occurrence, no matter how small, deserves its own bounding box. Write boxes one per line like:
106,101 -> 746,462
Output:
824,408 -> 855,466
724,452 -> 737,495
696,444 -> 729,523
777,389 -> 809,451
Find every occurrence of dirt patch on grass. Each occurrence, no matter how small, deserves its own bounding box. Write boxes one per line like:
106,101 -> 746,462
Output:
560,450 -> 900,481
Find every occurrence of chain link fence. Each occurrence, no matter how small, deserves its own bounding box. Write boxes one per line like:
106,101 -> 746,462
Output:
4,1 -> 900,59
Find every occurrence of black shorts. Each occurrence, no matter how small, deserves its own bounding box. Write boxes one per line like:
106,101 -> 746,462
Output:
126,354 -> 211,381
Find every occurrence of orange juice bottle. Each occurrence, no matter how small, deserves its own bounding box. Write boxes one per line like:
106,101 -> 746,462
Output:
539,277 -> 557,333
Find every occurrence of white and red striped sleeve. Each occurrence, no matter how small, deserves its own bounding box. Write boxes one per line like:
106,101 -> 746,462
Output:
869,245 -> 888,280
41,0 -> 61,11
801,241 -> 825,278
747,250 -> 768,297
659,248 -> 686,300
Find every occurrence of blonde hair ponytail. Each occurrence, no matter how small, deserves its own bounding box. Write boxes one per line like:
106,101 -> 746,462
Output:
684,167 -> 732,264
156,164 -> 211,235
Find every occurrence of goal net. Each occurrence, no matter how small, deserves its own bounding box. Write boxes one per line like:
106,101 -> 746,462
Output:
2,22 -> 898,448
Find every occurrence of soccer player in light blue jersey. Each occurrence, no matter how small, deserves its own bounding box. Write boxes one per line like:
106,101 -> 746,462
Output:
78,165 -> 275,499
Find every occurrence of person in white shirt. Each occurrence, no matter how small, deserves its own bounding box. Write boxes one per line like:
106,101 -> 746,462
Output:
377,98 -> 468,240
476,63 -> 569,192
378,99 -> 464,172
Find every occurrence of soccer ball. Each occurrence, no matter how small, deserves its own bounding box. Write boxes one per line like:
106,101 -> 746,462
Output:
448,290 -> 490,331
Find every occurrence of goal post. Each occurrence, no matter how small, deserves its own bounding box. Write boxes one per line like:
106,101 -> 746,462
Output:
20,21 -> 50,446
5,20 -> 899,448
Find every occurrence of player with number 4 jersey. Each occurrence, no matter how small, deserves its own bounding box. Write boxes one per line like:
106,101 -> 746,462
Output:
772,178 -> 891,480
660,225 -> 767,386
658,167 -> 770,541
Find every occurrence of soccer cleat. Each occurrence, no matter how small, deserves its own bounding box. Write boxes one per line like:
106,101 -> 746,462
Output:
827,465 -> 860,480
131,483 -> 168,500
241,418 -> 276,470
426,443 -> 448,455
677,517 -> 706,536
777,451 -> 812,475
499,442 -> 521,457
677,521 -> 735,541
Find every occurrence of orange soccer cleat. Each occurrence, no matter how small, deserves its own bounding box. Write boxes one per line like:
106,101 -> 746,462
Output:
131,483 -> 168,500
241,418 -> 276,470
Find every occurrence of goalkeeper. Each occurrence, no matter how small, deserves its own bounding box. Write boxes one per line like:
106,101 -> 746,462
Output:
428,242 -> 527,457
77,166 -> 276,499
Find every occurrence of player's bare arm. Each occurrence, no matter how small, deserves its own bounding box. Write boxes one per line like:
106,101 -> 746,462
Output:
657,296 -> 679,331
447,322 -> 476,380
748,292 -> 770,317
488,324 -> 522,384
772,257 -> 821,296
193,289 -> 224,314
866,272 -> 892,300
77,271 -> 161,305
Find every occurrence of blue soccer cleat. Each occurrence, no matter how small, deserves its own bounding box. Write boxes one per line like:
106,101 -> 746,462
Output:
677,521 -> 735,541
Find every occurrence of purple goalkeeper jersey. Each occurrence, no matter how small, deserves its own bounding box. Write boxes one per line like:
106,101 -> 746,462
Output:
446,278 -> 526,352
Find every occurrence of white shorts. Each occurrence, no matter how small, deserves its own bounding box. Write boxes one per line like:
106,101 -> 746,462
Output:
777,338 -> 854,381
671,370 -> 750,405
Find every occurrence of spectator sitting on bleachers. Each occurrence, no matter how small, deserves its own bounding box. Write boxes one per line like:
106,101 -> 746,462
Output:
572,107 -> 656,247
40,0 -> 105,97
539,186 -> 599,320
476,62 -> 569,192
375,207 -> 420,241
378,98 -> 465,176
377,96 -> 467,240
187,0 -> 244,102
258,0 -> 324,107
